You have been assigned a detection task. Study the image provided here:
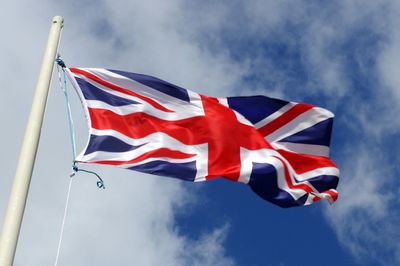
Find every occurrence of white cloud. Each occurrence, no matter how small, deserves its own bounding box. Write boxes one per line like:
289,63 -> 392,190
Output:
375,2 -> 400,135
324,147 -> 400,265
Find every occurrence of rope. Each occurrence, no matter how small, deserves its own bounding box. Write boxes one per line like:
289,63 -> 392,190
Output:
71,165 -> 106,189
53,56 -> 106,265
54,177 -> 73,266
55,55 -> 105,189
56,56 -> 76,160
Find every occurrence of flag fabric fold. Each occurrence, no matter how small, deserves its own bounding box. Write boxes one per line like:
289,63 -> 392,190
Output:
66,67 -> 339,208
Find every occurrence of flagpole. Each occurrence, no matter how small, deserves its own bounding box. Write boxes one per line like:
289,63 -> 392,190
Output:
0,16 -> 64,266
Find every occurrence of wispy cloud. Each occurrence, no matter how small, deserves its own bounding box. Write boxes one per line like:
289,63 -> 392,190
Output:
324,146 -> 400,265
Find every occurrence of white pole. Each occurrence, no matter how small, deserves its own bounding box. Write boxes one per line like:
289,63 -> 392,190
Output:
0,16 -> 63,266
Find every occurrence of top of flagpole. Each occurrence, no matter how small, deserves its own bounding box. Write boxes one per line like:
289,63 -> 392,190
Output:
53,16 -> 64,26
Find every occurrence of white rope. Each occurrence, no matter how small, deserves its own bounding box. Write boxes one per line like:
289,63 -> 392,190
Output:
54,177 -> 73,266
56,62 -> 77,161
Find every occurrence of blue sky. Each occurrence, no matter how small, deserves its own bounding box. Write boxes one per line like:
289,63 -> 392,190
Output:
0,1 -> 399,266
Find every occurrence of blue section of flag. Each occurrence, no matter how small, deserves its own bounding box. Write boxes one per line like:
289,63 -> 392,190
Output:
85,134 -> 144,155
129,160 -> 197,181
227,96 -> 288,124
109,69 -> 190,102
278,118 -> 333,146
248,162 -> 308,208
306,175 -> 339,193
76,77 -> 139,106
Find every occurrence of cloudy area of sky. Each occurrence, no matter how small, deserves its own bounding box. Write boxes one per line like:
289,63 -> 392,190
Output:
1,1 -> 399,266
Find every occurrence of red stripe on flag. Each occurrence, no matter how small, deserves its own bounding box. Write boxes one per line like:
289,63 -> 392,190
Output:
325,189 -> 339,202
277,149 -> 337,174
70,68 -> 173,113
273,156 -> 314,193
258,103 -> 314,137
91,148 -> 195,166
88,108 -> 208,145
312,196 -> 321,202
312,189 -> 339,203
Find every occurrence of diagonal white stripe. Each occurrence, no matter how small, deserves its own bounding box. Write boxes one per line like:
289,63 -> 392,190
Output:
81,149 -> 196,164
272,142 -> 330,157
89,68 -> 208,114
76,128 -> 209,182
85,99 -> 204,120
116,157 -> 193,169
265,106 -> 334,143
218,97 -> 253,126
238,148 -> 339,199
69,68 -> 206,116
88,68 -> 190,105
78,129 -> 204,158
271,156 -> 308,200
295,167 -> 339,182
254,102 -> 296,129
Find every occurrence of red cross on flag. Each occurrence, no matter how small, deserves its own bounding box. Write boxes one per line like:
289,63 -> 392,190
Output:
67,68 -> 339,208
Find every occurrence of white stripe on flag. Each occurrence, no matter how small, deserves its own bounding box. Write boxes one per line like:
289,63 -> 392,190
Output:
265,106 -> 333,143
272,142 -> 330,157
254,102 -> 296,129
85,99 -> 205,120
295,167 -> 339,182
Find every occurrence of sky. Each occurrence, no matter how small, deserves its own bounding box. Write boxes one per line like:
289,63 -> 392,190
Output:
0,1 -> 400,265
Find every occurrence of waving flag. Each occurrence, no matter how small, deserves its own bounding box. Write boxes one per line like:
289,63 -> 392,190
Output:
66,68 -> 339,208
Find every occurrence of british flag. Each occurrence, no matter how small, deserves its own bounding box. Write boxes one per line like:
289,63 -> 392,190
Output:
66,68 -> 339,208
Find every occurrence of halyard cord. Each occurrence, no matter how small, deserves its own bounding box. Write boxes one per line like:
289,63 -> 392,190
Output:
54,177 -> 73,266
54,57 -> 106,266
56,56 -> 76,161
54,56 -> 75,266
56,56 -> 105,188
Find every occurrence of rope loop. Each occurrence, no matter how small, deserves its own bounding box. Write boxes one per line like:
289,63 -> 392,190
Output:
72,163 -> 106,189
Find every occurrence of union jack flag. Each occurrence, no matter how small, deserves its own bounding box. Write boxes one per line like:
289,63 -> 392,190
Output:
66,68 -> 339,208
